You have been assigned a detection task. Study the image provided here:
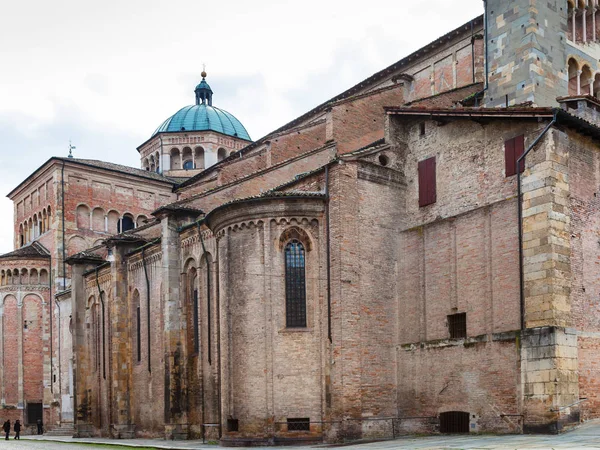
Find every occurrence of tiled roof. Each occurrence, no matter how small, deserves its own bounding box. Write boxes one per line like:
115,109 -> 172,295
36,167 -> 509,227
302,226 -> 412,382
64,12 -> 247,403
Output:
0,242 -> 50,260
56,158 -> 179,183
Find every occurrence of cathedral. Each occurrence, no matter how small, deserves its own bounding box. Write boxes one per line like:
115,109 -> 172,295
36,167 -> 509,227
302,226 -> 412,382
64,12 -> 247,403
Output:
3,0 -> 600,443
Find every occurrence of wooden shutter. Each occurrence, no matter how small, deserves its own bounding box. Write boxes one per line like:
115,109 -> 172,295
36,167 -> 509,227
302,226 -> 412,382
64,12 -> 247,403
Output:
505,135 -> 525,177
418,156 -> 436,207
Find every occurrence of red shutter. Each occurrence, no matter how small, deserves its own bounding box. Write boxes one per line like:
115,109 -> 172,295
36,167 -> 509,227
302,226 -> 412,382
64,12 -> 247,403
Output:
418,159 -> 428,207
515,135 -> 525,174
505,138 -> 516,177
419,157 -> 436,207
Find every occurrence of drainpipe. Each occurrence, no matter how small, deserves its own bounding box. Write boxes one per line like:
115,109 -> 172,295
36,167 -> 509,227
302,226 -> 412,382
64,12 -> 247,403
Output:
325,166 -> 332,343
141,247 -> 151,373
61,162 -> 66,291
517,112 -> 558,331
474,1 -> 490,106
471,20 -> 476,85
95,268 -> 106,379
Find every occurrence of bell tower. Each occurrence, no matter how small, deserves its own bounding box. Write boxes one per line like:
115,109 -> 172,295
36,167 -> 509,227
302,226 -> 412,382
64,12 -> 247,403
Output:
484,0 -> 569,107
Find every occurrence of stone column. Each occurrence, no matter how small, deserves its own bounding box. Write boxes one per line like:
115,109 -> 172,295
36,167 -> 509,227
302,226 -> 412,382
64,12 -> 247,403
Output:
108,242 -> 136,438
70,263 -> 94,437
159,212 -> 189,439
521,128 -> 579,433
577,70 -> 582,95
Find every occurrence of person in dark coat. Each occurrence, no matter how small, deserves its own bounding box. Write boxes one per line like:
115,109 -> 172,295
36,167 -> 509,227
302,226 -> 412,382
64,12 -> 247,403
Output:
3,420 -> 10,440
13,419 -> 21,439
37,418 -> 43,434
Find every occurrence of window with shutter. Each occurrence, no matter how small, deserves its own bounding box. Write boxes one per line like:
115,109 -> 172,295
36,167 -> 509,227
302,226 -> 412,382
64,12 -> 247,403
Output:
505,135 -> 525,177
418,156 -> 436,207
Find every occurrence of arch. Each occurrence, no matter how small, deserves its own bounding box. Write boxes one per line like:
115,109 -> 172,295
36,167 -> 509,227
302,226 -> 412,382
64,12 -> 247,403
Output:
41,209 -> 47,234
39,269 -> 48,284
186,263 -> 199,354
6,270 -> 12,285
155,151 -> 161,173
0,270 -> 4,286
229,151 -> 236,157
119,213 -> 135,233
136,215 -> 148,227
68,236 -> 88,256
182,147 -> 193,170
33,214 -> 38,239
107,210 -> 120,234
76,204 -> 91,229
47,206 -> 51,229
284,240 -> 307,328
143,157 -> 150,171
278,226 -> 313,251
30,268 -> 39,285
170,148 -> 181,170
581,64 -> 593,95
149,155 -> 156,172
568,57 -> 580,95
593,74 -> 600,98
217,147 -> 227,162
19,224 -> 24,248
92,207 -> 106,232
28,218 -> 33,242
194,147 -> 205,170
21,268 -> 29,285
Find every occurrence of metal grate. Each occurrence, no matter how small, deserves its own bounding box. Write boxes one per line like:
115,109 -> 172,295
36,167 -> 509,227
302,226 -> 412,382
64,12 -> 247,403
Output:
285,241 -> 307,328
227,418 -> 239,432
440,411 -> 470,433
287,418 -> 310,431
448,313 -> 467,339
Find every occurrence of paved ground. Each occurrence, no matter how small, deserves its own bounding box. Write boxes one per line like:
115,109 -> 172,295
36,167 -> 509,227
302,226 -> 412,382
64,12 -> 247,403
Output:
12,420 -> 600,449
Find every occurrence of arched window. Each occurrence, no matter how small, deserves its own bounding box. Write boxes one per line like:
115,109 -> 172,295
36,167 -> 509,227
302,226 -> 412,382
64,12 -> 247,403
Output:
217,148 -> 227,162
119,214 -> 135,233
285,240 -> 307,328
195,147 -> 205,170
132,290 -> 141,363
183,160 -> 194,170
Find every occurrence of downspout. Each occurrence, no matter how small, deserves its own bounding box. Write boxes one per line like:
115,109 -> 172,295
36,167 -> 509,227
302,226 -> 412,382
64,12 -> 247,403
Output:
49,253 -> 54,395
95,268 -> 106,379
325,166 -> 332,343
141,247 -> 151,373
517,112 -> 558,331
471,20 -> 476,84
475,1 -> 490,106
61,162 -> 66,291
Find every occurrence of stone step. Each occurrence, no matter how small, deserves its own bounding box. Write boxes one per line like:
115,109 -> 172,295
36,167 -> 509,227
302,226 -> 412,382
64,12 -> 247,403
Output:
44,424 -> 75,437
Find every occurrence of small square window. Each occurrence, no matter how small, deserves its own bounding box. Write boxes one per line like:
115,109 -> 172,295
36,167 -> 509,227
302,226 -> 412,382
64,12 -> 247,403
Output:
448,313 -> 467,339
227,418 -> 239,432
287,418 -> 310,432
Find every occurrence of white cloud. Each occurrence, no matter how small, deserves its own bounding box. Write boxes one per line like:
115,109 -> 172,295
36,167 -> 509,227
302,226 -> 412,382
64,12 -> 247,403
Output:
0,0 -> 484,253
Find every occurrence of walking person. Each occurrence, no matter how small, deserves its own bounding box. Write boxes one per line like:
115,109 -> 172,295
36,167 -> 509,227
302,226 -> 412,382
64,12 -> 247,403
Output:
3,420 -> 10,440
13,419 -> 21,439
37,418 -> 43,434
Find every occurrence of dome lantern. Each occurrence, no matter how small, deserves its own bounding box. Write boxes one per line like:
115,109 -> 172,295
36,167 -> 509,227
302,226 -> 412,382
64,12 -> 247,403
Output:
195,71 -> 213,106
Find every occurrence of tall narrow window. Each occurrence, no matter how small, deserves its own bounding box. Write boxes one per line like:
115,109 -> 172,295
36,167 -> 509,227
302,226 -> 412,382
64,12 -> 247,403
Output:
285,240 -> 307,328
418,156 -> 436,207
136,305 -> 141,362
193,288 -> 199,354
505,135 -> 525,177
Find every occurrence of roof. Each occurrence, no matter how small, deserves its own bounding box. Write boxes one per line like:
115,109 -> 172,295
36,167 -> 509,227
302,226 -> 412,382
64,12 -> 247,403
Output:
8,157 -> 179,198
0,241 -> 50,260
152,104 -> 251,141
174,15 -> 483,192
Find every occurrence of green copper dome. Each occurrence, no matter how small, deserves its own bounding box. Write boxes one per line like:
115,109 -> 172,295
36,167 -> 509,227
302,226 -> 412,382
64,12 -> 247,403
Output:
152,74 -> 251,141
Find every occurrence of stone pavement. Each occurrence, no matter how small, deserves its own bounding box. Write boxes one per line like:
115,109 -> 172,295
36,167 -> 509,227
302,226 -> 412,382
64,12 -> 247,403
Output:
17,420 -> 600,449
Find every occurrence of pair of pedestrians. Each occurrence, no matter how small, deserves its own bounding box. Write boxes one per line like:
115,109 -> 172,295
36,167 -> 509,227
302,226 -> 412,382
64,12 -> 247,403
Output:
2,419 -> 21,439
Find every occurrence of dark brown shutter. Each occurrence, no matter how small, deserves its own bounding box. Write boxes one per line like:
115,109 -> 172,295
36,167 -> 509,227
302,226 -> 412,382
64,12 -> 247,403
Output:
505,135 -> 525,177
505,138 -> 516,177
419,157 -> 436,207
515,134 -> 525,174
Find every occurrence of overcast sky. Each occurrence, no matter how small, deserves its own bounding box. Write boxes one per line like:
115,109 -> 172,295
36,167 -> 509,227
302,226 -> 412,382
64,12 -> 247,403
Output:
0,0 -> 483,253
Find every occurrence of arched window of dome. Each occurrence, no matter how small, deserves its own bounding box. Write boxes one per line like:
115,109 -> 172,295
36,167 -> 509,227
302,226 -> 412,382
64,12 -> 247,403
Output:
143,158 -> 150,171
284,240 -> 307,328
195,147 -> 205,170
217,148 -> 227,162
149,155 -> 156,172
155,151 -> 161,173
581,65 -> 593,95
182,147 -> 193,170
136,215 -> 148,228
119,214 -> 135,233
171,148 -> 181,170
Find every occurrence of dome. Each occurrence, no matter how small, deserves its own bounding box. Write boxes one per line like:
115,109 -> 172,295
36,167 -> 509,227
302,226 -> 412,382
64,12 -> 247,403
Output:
152,104 -> 251,140
152,72 -> 251,141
